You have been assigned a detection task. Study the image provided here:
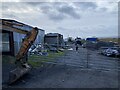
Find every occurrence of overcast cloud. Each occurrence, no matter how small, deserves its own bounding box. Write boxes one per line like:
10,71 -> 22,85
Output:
1,0 -> 119,38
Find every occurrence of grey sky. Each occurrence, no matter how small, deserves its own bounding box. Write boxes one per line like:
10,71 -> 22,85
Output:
1,0 -> 119,38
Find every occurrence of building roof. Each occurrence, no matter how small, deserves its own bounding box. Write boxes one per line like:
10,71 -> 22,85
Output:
45,33 -> 63,37
86,38 -> 98,41
1,19 -> 45,32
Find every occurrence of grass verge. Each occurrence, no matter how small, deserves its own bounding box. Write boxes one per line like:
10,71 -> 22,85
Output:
2,51 -> 65,68
28,51 -> 64,67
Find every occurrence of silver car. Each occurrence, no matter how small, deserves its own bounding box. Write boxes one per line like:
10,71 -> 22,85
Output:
100,47 -> 120,57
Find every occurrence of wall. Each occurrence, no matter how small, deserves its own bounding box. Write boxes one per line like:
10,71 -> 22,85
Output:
35,29 -> 45,44
13,29 -> 45,55
12,20 -> 45,55
44,33 -> 64,47
45,36 -> 58,45
2,19 -> 45,55
13,32 -> 25,55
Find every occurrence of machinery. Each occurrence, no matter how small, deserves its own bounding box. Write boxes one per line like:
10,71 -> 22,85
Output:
2,20 -> 38,84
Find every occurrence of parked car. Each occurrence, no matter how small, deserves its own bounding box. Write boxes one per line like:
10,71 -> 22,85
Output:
100,47 -> 120,57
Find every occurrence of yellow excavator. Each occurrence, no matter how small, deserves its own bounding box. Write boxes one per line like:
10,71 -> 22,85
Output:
2,20 -> 39,84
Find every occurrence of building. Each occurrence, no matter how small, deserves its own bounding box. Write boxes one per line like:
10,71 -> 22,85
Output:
84,37 -> 98,49
44,33 -> 64,48
86,37 -> 98,42
1,19 -> 45,56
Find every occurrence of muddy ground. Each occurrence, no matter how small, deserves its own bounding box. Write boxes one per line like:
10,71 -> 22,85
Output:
2,45 -> 120,88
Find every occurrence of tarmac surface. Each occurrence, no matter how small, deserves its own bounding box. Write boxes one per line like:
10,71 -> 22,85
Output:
2,45 -> 120,88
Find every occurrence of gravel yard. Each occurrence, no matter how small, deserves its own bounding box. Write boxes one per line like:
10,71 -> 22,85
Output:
2,45 -> 120,88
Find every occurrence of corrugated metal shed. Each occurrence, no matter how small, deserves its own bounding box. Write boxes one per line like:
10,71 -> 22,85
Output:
44,33 -> 64,47
1,19 -> 45,55
45,33 -> 60,36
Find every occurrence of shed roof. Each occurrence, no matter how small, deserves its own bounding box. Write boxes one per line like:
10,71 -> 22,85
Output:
1,19 -> 45,32
45,33 -> 63,37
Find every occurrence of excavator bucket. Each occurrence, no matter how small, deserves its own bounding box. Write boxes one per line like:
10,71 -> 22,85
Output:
8,64 -> 31,84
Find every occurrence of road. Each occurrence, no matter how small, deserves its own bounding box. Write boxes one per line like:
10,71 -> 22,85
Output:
3,45 -> 120,88
56,47 -> 120,71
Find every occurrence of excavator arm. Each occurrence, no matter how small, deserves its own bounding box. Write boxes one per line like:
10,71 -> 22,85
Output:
15,27 -> 38,66
2,20 -> 38,84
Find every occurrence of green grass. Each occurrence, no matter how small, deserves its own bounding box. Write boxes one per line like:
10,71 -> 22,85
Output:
2,51 -> 65,67
28,51 -> 64,67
